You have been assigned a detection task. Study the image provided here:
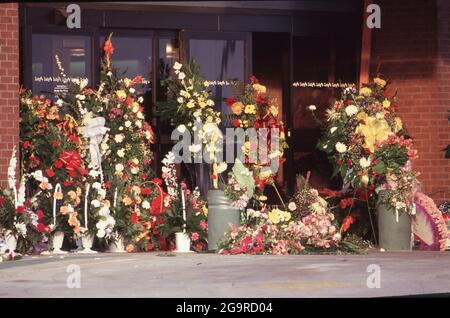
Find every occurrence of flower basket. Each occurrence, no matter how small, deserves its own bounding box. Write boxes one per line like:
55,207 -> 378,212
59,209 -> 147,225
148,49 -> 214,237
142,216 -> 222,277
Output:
207,190 -> 241,251
377,203 -> 412,251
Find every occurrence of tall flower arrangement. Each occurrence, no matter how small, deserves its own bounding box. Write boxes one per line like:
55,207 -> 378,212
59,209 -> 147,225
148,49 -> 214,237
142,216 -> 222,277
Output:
317,78 -> 419,217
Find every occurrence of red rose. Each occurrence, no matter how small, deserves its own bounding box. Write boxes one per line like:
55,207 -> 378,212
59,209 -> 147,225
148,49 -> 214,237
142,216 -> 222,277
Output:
52,140 -> 60,149
54,160 -> 63,169
141,187 -> 151,196
130,213 -> 139,225
225,97 -> 236,107
253,122 -> 260,129
250,76 -> 259,84
46,168 -> 55,178
261,225 -> 268,232
337,159 -> 342,165
23,140 -> 30,150
63,180 -> 72,187
16,205 -> 25,214
36,223 -> 47,233
232,119 -> 240,128
153,178 -> 163,186
346,159 -> 351,166
103,181 -> 110,189
37,209 -> 44,219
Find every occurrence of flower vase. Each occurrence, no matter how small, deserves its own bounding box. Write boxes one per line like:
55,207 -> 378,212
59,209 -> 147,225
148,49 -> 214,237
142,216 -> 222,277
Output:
79,233 -> 97,254
52,231 -> 67,254
5,230 -> 17,253
174,232 -> 193,253
207,189 -> 241,251
108,233 -> 126,253
377,203 -> 412,251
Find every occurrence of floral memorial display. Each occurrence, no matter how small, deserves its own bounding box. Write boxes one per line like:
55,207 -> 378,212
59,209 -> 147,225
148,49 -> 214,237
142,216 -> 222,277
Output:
0,35 -> 447,259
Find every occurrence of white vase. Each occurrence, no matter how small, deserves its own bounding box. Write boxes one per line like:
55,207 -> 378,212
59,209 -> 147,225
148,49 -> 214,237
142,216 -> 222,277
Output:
78,233 -> 97,254
52,231 -> 67,254
108,233 -> 126,253
5,230 -> 17,253
174,232 -> 193,253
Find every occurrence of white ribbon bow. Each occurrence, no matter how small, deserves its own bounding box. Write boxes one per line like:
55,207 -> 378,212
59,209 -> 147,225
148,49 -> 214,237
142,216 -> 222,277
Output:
82,117 -> 108,182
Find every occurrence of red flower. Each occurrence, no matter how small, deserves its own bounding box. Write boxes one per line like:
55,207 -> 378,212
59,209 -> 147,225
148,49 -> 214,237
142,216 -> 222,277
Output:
125,96 -> 134,106
340,214 -> 358,233
46,168 -> 55,178
153,178 -> 163,186
146,242 -> 154,251
250,76 -> 259,84
16,205 -> 25,214
261,224 -> 268,232
339,197 -> 354,209
52,140 -> 60,149
191,232 -> 199,241
54,160 -> 63,169
200,219 -> 207,231
37,209 -> 44,219
346,159 -> 351,166
132,75 -> 143,84
225,97 -> 236,107
63,180 -> 72,187
337,159 -> 342,165
256,94 -> 265,104
141,187 -> 151,196
69,134 -> 79,144
130,212 -> 139,225
23,140 -> 30,150
253,122 -> 260,129
150,195 -> 165,216
319,188 -> 341,198
103,39 -> 114,57
103,180 -> 110,189
232,119 -> 240,128
36,223 -> 47,233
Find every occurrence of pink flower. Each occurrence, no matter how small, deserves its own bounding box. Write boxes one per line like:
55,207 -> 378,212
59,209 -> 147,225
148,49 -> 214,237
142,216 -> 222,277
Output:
191,232 -> 199,241
200,219 -> 207,231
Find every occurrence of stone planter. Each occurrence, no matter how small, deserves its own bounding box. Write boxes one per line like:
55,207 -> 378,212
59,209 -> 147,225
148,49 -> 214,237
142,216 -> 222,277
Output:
207,190 -> 241,251
175,232 -> 192,253
78,233 -> 97,254
377,203 -> 412,251
52,231 -> 67,254
108,233 -> 126,253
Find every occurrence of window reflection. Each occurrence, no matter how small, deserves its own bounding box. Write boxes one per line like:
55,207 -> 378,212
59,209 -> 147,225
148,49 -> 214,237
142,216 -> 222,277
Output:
32,34 -> 91,97
189,39 -> 244,115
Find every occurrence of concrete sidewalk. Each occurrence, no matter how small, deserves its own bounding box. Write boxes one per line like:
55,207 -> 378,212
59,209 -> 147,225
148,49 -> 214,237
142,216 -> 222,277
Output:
1,251 -> 449,297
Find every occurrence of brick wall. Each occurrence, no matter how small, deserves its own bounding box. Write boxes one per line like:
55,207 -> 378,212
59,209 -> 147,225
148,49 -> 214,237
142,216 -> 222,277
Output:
370,0 -> 450,204
0,3 -> 19,188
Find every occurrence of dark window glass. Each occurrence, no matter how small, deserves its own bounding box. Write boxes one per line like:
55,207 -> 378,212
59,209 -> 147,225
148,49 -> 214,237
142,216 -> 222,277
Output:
32,34 -> 91,97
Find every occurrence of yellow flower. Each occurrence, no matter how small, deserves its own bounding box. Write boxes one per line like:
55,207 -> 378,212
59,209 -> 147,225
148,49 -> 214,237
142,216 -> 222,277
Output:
283,212 -> 291,222
244,104 -> 256,114
361,173 -> 369,186
355,112 -> 392,152
373,77 -> 386,87
269,209 -> 280,224
198,101 -> 207,108
116,90 -> 126,99
258,195 -> 268,202
124,78 -> 131,87
395,117 -> 403,132
242,141 -> 250,155
382,98 -> 391,109
252,83 -> 267,94
122,195 -> 133,206
269,105 -> 279,117
359,87 -> 372,97
202,206 -> 208,216
186,100 -> 195,108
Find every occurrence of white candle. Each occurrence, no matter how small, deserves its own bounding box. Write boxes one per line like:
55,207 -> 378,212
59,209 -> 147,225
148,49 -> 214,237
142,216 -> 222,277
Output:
85,183 -> 90,229
53,183 -> 62,225
181,187 -> 186,232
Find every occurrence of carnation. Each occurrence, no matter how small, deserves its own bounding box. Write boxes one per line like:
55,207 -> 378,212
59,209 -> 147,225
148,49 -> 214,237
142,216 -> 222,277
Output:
345,105 -> 358,117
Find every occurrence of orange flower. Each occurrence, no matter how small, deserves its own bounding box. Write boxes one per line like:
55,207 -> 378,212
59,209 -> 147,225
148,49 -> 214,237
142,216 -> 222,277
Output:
68,212 -> 79,227
104,39 -> 114,57
231,102 -> 244,115
39,182 -> 51,190
122,195 -> 132,206
126,244 -> 135,253
54,192 -> 63,200
135,195 -> 142,205
46,106 -> 60,121
60,205 -> 69,215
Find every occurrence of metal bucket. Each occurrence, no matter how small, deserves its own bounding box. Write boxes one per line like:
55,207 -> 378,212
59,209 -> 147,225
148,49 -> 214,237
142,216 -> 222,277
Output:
377,203 -> 412,251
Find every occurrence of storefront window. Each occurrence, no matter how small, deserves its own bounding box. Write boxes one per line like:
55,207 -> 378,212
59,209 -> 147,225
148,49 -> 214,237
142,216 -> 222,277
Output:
189,39 -> 245,115
32,34 -> 91,97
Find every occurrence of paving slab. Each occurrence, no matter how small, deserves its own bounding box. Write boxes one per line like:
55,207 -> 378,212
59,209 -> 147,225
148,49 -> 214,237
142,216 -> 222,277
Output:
0,251 -> 449,297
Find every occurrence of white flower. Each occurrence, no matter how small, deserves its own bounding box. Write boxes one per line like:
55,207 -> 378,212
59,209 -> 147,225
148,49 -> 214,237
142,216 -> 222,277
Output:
89,169 -> 101,178
129,87 -> 135,94
177,125 -> 186,133
178,72 -> 186,80
91,200 -> 101,208
96,229 -> 106,238
31,170 -> 44,182
132,104 -> 139,113
119,126 -> 124,131
114,134 -> 124,143
100,142 -> 109,151
330,127 -> 338,134
189,144 -> 202,153
359,157 -> 371,168
107,71 -> 112,77
206,99 -> 214,106
335,142 -> 347,153
98,188 -> 106,197
117,149 -> 125,158
76,94 -> 86,101
56,99 -> 64,107
308,105 -> 317,111
173,61 -> 182,70
131,166 -> 139,174
177,97 -> 184,104
217,162 -> 227,174
115,163 -> 124,172
345,105 -> 358,117
92,182 -> 102,190
288,202 -> 297,211
80,78 -> 88,90
142,200 -> 150,209
125,121 -> 132,128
